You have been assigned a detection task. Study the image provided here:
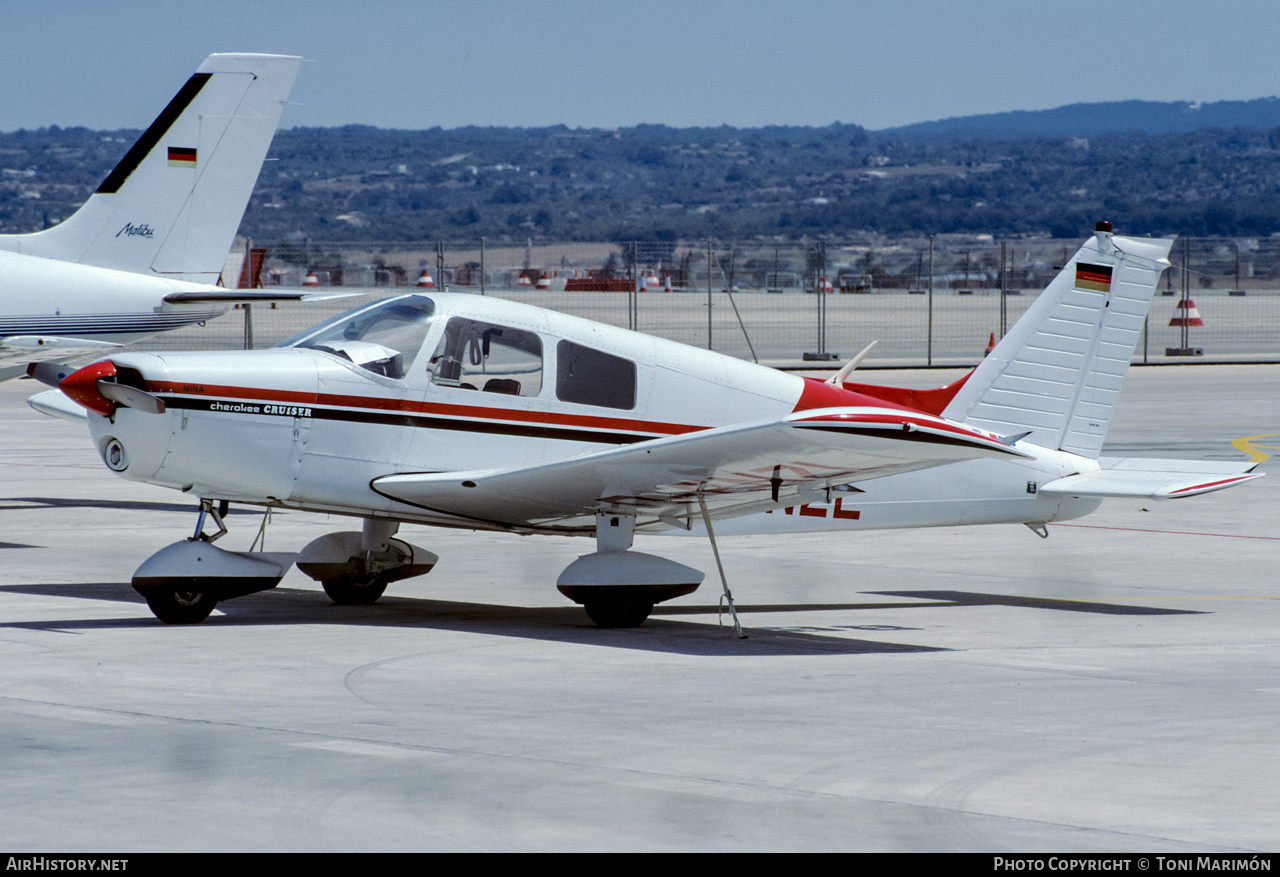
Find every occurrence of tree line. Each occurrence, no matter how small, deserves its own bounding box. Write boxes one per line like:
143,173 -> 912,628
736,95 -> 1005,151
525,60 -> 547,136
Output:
5,115 -> 1280,243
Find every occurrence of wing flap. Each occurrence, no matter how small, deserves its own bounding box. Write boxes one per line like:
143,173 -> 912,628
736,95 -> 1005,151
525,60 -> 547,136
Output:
1039,457 -> 1263,500
371,407 -> 1029,531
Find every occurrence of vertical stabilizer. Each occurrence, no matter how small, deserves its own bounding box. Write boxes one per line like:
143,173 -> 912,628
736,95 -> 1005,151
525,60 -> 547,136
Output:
0,54 -> 300,282
941,225 -> 1173,459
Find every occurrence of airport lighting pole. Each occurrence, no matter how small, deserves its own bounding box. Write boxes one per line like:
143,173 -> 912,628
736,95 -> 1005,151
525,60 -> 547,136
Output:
818,239 -> 826,356
927,236 -> 933,366
1000,240 -> 1008,338
1233,240 -> 1242,295
242,236 -> 253,349
628,241 -> 639,332
707,238 -> 713,351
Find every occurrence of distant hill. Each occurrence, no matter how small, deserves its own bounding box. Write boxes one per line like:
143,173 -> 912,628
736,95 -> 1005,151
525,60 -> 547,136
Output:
877,98 -> 1280,140
10,98 -> 1280,241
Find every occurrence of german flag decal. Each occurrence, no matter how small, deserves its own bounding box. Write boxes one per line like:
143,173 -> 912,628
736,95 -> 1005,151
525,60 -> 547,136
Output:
167,146 -> 197,169
1075,263 -> 1112,292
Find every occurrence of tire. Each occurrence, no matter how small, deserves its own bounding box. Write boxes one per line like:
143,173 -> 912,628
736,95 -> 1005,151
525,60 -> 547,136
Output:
583,598 -> 653,629
322,574 -> 389,605
145,587 -> 218,624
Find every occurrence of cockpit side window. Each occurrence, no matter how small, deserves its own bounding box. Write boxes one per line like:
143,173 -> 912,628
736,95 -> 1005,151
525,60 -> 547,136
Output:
286,296 -> 435,380
429,317 -> 543,397
556,340 -> 636,410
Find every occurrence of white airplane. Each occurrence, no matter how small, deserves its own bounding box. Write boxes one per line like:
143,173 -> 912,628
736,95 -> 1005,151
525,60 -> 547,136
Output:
0,53 -> 324,383
33,223 -> 1262,629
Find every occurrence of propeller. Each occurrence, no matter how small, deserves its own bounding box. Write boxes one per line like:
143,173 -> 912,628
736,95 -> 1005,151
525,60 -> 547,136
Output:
97,381 -> 166,415
50,361 -> 166,416
26,361 -> 75,387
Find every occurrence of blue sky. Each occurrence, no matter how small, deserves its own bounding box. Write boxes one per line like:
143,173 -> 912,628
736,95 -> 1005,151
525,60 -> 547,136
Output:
4,0 -> 1278,132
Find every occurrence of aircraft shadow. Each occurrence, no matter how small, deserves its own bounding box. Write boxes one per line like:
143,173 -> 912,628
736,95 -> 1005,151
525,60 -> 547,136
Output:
0,584 -> 1202,655
0,582 -> 944,656
865,590 -> 1204,616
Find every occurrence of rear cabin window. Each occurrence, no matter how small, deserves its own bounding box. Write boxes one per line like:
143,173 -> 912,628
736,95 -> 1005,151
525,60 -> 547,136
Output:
429,317 -> 543,398
556,341 -> 636,410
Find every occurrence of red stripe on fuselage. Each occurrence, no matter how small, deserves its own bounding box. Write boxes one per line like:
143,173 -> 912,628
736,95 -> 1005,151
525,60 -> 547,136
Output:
144,379 -> 707,438
142,378 -> 991,446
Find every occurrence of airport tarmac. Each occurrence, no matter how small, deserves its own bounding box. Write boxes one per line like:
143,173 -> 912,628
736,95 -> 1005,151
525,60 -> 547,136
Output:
0,364 -> 1277,852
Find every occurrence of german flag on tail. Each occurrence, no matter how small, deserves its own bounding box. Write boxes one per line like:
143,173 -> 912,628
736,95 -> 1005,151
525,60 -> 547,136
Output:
167,146 -> 197,169
1075,263 -> 1112,292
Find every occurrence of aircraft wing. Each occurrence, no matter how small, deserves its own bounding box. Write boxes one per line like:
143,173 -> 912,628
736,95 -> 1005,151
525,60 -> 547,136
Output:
1,335 -> 123,357
0,336 -> 126,382
0,293 -> 357,384
162,291 -> 359,304
1038,457 -> 1263,500
371,407 -> 1031,532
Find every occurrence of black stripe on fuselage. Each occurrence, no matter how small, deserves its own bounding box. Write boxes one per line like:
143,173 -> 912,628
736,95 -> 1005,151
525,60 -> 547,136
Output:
160,395 -> 659,445
97,73 -> 212,194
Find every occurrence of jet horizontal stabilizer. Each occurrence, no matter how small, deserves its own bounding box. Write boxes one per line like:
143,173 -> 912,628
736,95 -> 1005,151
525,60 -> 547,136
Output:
163,291 -> 361,305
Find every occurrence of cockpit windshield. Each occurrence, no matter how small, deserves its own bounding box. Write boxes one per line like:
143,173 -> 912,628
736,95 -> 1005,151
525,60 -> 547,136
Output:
281,295 -> 435,379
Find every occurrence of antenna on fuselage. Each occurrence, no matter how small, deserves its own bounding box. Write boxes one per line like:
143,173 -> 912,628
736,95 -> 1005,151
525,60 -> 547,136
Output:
826,341 -> 878,386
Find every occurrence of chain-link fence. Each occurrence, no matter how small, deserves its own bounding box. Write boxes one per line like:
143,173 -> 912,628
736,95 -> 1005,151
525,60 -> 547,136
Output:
137,235 -> 1280,367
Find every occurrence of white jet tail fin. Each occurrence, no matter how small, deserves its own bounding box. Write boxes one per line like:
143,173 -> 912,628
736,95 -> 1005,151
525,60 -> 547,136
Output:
0,54 -> 300,282
941,224 -> 1173,459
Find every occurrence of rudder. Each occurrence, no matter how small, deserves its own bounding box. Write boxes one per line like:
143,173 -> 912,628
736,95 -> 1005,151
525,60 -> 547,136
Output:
941,224 -> 1173,458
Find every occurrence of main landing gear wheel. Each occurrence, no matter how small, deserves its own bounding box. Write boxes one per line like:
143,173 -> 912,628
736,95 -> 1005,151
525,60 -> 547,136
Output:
557,549 -> 702,630
322,574 -> 390,605
583,597 -> 654,629
145,587 -> 218,625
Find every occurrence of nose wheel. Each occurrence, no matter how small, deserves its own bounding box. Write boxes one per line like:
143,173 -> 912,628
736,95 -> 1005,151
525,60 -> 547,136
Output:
132,507 -> 296,625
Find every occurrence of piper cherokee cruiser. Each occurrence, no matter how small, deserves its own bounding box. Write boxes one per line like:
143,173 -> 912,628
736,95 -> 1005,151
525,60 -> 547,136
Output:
33,224 -> 1261,629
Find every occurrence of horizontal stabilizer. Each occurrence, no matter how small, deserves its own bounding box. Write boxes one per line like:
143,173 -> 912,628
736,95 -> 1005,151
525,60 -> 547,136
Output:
1039,458 -> 1262,500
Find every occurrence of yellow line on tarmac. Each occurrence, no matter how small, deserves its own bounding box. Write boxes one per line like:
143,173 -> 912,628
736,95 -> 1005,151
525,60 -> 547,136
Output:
1231,433 -> 1280,463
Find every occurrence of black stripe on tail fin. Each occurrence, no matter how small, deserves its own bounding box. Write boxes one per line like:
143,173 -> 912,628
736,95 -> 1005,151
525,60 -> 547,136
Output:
96,74 -> 211,194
